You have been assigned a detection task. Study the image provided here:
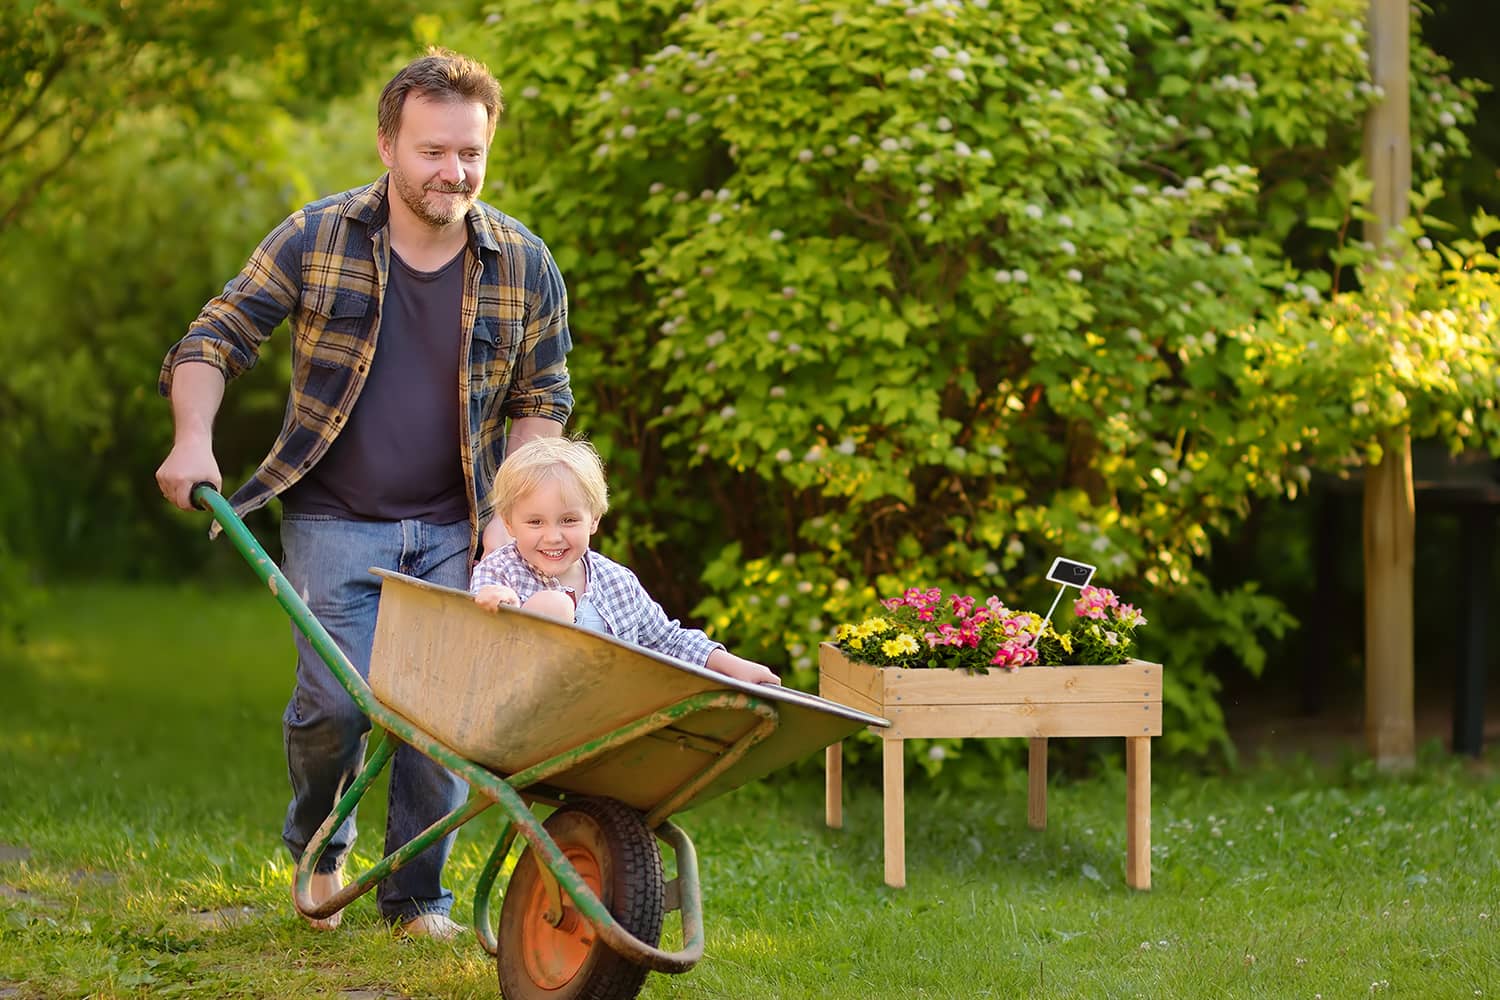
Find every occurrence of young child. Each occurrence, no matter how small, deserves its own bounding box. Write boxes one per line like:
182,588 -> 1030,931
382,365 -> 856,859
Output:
470,437 -> 781,686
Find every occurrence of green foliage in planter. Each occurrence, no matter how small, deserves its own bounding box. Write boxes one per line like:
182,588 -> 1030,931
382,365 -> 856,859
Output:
469,0 -> 1491,765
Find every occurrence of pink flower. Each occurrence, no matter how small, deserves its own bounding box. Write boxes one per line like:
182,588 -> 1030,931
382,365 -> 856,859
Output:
990,638 -> 1039,670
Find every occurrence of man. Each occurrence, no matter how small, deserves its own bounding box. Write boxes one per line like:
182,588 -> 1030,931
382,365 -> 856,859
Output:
155,49 -> 571,939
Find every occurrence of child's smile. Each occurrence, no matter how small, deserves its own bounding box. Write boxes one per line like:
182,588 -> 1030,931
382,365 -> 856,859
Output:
502,475 -> 600,589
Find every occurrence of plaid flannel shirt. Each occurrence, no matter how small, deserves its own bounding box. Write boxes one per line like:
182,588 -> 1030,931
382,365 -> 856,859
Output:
470,543 -> 723,666
158,175 -> 573,550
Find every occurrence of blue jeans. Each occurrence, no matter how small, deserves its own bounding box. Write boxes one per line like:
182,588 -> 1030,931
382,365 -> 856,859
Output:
279,514 -> 471,923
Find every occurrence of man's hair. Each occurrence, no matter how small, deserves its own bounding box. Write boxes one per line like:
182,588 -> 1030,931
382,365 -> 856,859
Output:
491,437 -> 610,521
378,47 -> 504,141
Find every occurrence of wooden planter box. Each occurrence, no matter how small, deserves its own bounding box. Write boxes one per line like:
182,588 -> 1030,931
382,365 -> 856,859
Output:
818,643 -> 1163,890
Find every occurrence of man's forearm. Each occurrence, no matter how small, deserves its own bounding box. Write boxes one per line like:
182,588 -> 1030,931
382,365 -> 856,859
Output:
170,361 -> 227,443
506,415 -> 565,457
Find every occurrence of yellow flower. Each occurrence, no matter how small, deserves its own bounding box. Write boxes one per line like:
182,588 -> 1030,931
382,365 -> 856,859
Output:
848,637 -> 864,651
835,623 -> 854,641
854,617 -> 893,639
1058,633 -> 1074,653
881,634 -> 920,657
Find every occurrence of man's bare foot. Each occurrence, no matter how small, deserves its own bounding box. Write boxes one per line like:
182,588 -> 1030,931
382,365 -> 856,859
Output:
300,869 -> 344,931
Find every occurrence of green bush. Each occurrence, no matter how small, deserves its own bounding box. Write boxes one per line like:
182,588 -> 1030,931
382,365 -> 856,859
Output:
467,0 -> 1491,770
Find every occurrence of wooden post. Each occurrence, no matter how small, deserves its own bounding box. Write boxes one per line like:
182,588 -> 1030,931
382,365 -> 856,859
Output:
1125,736 -> 1151,890
1362,0 -> 1415,769
882,738 -> 905,888
824,743 -> 843,828
1027,738 -> 1048,830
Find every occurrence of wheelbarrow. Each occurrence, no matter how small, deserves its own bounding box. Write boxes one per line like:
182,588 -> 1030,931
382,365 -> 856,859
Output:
194,485 -> 887,1000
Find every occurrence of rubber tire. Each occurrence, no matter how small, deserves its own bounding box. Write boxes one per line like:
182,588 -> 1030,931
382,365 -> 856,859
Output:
498,797 -> 665,1000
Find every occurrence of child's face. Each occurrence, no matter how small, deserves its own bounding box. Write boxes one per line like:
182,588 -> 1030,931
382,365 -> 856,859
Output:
502,474 -> 600,582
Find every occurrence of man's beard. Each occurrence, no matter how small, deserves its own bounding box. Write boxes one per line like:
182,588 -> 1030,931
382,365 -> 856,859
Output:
391,165 -> 475,228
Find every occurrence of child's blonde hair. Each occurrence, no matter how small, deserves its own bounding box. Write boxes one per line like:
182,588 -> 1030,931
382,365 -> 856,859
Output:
490,436 -> 610,521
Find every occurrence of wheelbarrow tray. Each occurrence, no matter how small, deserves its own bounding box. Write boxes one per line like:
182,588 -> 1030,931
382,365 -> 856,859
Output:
367,569 -> 885,816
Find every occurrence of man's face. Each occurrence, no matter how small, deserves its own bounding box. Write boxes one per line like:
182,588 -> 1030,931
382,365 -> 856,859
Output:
378,93 -> 491,230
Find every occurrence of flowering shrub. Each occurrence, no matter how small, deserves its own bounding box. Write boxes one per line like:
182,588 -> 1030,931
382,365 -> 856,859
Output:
469,0 -> 1489,761
834,585 -> 1147,673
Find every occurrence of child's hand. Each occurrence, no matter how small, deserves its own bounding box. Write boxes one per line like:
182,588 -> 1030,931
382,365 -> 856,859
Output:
474,584 -> 519,612
707,650 -> 782,686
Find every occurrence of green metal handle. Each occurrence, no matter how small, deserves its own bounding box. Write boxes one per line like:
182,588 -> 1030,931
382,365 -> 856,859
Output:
190,484 -> 378,717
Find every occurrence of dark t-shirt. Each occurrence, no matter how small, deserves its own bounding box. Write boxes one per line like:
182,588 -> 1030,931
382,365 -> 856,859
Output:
281,248 -> 468,524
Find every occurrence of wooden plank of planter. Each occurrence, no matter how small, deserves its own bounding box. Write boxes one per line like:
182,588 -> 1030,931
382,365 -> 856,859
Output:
878,662 -> 1160,707
882,700 -> 1162,739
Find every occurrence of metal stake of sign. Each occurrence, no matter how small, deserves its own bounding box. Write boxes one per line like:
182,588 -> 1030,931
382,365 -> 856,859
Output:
1032,557 -> 1098,659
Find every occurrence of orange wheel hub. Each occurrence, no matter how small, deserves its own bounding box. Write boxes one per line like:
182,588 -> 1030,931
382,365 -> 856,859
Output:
519,846 -> 603,989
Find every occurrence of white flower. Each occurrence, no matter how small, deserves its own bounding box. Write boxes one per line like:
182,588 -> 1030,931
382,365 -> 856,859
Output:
620,124 -> 637,139
837,438 -> 857,455
705,330 -> 726,347
787,342 -> 803,354
775,448 -> 793,462
846,134 -> 862,146
954,141 -> 971,157
1059,240 -> 1077,255
649,181 -> 665,195
1125,327 -> 1143,343
1053,20 -> 1071,34
861,157 -> 880,173
909,67 -> 927,82
1024,204 -> 1044,220
880,137 -> 900,152
767,329 -> 781,342
594,143 -> 611,157
993,269 -> 1012,283
1089,85 -> 1109,101
932,45 -> 951,59
1058,214 -> 1074,228
1065,268 -> 1083,282
947,67 -> 965,82
1012,268 -> 1029,284
918,211 -> 934,224
1131,184 -> 1150,197
719,405 -> 736,419
936,116 -> 953,132
798,148 -> 814,163
685,112 -> 702,126
707,212 -> 723,224
956,50 -> 971,65
769,386 -> 786,399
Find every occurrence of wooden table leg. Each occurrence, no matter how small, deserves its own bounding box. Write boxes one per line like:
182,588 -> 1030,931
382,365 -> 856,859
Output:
883,737 -> 905,889
1028,737 -> 1048,830
825,742 -> 843,829
1125,735 -> 1151,890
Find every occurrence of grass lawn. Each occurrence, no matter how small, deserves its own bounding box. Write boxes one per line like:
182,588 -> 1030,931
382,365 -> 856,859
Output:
1,582 -> 1497,999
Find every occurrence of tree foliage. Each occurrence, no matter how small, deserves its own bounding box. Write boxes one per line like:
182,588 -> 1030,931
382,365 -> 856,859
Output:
0,0 -> 425,233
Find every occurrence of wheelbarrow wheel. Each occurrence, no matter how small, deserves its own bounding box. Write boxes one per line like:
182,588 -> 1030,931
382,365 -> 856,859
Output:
498,796 -> 664,1000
